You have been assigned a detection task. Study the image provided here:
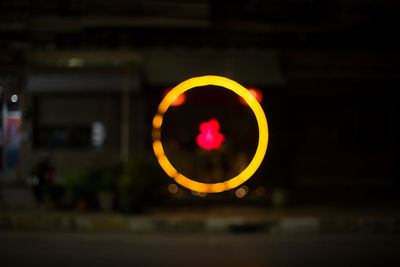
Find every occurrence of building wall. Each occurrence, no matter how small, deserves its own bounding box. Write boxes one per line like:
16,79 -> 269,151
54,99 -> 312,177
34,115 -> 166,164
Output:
29,93 -> 122,177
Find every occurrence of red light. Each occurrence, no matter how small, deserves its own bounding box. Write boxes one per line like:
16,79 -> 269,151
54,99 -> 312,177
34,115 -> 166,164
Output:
163,88 -> 186,106
239,88 -> 263,105
196,119 -> 225,151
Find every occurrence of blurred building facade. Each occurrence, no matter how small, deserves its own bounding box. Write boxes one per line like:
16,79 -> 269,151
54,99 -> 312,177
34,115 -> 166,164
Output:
0,0 -> 398,204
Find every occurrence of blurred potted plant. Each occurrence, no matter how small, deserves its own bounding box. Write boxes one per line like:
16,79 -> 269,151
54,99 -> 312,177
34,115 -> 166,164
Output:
63,171 -> 92,211
117,156 -> 163,213
95,164 -> 121,212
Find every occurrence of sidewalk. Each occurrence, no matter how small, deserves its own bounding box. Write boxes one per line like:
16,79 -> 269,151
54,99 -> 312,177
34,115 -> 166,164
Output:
1,206 -> 399,234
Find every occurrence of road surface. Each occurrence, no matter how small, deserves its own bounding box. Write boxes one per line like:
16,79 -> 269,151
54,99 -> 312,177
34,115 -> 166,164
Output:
1,231 -> 399,266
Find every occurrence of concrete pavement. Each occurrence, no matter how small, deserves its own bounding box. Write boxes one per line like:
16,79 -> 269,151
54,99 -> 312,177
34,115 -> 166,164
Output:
1,206 -> 399,234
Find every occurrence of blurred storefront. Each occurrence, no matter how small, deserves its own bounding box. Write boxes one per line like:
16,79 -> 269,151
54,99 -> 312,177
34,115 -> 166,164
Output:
18,49 -> 284,196
0,0 -> 398,206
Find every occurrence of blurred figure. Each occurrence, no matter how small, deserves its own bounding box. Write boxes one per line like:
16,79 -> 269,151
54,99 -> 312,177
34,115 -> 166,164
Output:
31,158 -> 55,203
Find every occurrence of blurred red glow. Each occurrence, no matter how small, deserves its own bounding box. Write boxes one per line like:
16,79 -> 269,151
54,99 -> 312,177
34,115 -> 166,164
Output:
239,88 -> 263,104
163,88 -> 186,106
196,119 -> 225,151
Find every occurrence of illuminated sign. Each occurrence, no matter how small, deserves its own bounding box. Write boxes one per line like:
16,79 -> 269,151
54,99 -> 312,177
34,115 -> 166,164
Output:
152,75 -> 269,193
196,119 -> 225,151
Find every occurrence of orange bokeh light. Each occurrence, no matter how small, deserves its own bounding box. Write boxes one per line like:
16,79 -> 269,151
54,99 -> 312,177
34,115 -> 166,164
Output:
163,88 -> 186,106
239,88 -> 263,105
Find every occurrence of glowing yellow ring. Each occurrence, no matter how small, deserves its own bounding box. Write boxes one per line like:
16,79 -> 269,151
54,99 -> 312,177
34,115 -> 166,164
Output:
152,75 -> 269,193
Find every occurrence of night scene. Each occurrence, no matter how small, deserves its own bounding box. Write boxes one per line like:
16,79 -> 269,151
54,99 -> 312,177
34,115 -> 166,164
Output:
0,1 -> 399,266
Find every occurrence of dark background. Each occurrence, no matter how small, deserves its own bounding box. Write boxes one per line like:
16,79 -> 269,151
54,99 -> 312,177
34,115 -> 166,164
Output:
0,0 -> 398,206
1,1 -> 400,267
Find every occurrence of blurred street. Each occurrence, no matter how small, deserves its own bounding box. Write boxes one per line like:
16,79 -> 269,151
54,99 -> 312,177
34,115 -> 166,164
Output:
1,231 -> 400,267
1,1 -> 399,266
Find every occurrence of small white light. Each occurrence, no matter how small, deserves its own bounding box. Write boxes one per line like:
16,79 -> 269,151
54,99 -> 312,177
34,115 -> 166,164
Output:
68,58 -> 84,67
235,187 -> 247,198
11,94 -> 18,103
91,121 -> 106,147
198,192 -> 207,197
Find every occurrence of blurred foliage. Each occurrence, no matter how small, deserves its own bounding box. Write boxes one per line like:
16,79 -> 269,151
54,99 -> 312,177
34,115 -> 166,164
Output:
96,162 -> 123,192
119,157 -> 161,194
117,156 -> 164,212
62,156 -> 164,211
63,171 -> 92,193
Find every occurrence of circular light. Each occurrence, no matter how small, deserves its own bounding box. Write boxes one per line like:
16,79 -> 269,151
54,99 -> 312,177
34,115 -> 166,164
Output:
235,187 -> 247,198
11,94 -> 18,103
256,186 -> 266,197
168,184 -> 179,194
152,75 -> 269,193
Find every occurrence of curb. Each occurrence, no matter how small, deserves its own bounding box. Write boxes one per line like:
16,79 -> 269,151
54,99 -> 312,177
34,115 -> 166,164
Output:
1,213 -> 400,234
